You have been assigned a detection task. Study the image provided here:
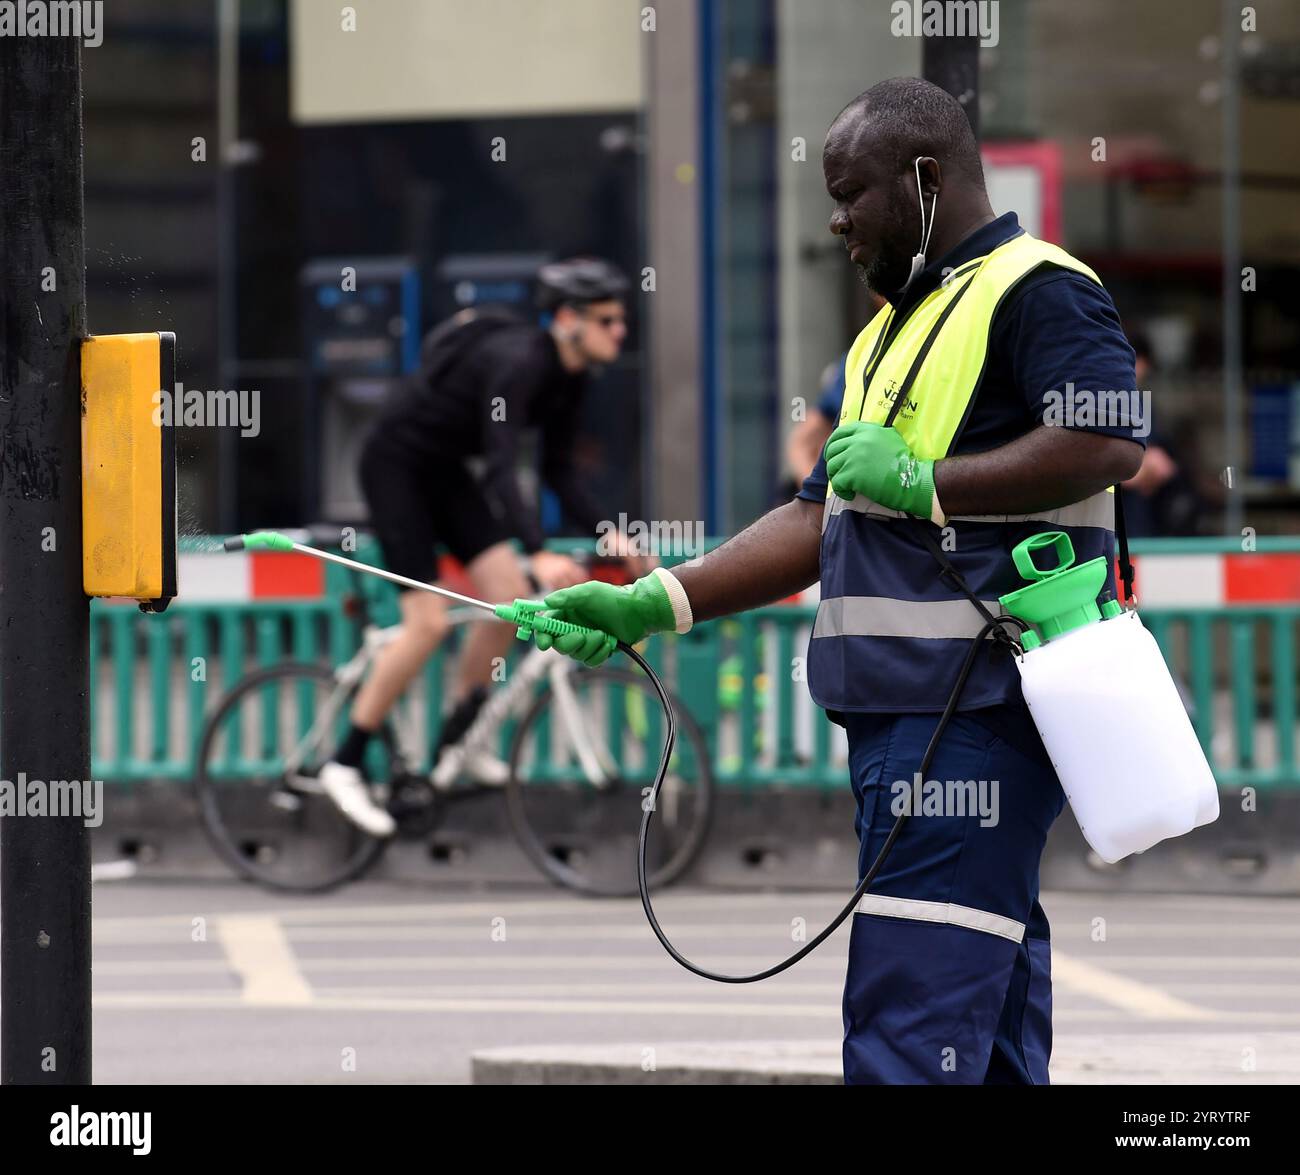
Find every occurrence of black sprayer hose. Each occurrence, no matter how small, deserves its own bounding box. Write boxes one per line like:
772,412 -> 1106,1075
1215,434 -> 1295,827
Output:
623,614 -> 1028,984
224,531 -> 1027,982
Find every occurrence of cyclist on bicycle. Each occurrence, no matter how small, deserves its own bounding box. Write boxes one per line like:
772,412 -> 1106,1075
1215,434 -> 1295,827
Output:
320,257 -> 649,836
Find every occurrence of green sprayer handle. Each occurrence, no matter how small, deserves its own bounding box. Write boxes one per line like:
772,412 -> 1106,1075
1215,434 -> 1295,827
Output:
495,598 -> 614,651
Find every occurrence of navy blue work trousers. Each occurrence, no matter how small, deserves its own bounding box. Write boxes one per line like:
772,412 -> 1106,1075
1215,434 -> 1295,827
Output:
840,709 -> 1066,1085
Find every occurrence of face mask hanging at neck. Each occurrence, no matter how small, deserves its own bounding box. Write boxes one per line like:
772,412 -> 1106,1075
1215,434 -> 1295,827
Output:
897,157 -> 937,297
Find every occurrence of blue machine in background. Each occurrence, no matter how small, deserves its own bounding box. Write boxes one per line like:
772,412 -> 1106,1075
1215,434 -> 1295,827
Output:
431,251 -> 549,322
301,256 -> 421,520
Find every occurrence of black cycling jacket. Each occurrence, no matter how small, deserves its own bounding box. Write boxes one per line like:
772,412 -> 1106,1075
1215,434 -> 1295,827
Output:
371,318 -> 607,555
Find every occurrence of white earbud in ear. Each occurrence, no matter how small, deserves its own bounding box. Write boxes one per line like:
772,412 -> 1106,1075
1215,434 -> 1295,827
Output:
899,156 -> 937,295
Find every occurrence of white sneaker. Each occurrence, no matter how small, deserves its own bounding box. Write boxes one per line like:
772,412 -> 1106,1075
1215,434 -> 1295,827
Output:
319,761 -> 397,838
431,742 -> 512,788
464,746 -> 511,786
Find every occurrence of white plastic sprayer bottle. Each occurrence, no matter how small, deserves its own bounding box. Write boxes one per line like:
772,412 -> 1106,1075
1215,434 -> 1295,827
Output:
998,532 -> 1220,863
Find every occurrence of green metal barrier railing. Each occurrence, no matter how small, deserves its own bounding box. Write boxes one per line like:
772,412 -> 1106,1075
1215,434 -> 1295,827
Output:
90,535 -> 1300,792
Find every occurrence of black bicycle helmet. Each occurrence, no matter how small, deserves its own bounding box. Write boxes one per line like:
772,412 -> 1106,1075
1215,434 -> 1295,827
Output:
535,257 -> 629,312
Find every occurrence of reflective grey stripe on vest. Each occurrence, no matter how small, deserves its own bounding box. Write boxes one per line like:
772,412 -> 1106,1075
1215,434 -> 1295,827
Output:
950,488 -> 1115,530
813,596 -> 1004,640
822,492 -> 905,531
822,488 -> 1114,534
855,894 -> 1026,943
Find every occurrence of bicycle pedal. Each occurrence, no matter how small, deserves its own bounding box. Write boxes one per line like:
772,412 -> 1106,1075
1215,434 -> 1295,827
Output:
387,778 -> 442,840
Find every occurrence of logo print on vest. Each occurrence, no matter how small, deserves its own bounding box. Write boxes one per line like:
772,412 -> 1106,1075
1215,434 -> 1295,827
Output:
881,380 -> 919,416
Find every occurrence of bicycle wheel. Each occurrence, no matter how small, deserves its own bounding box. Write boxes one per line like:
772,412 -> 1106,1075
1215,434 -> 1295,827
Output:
505,665 -> 714,896
194,662 -> 394,893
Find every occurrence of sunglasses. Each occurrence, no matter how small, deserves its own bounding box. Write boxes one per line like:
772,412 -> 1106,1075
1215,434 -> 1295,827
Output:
583,311 -> 626,329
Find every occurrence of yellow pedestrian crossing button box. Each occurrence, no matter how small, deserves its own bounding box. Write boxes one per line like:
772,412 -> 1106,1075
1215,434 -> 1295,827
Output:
81,332 -> 177,613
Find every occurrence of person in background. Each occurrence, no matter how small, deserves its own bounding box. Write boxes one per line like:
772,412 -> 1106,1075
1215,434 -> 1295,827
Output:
786,354 -> 849,492
319,258 -> 650,837
784,296 -> 890,496
1120,333 -> 1203,537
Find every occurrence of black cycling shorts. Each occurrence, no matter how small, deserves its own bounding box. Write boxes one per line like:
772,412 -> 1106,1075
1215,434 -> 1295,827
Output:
358,435 -> 511,584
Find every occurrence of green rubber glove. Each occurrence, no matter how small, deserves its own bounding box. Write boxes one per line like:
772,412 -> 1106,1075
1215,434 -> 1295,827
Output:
534,575 -> 676,668
824,421 -> 938,520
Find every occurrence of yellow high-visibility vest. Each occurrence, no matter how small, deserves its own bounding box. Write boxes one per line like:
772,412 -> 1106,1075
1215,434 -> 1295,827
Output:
840,232 -> 1101,458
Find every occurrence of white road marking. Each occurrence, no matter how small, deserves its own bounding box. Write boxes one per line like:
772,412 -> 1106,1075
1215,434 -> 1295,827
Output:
91,951 -> 1300,993
1146,982 -> 1300,997
88,892 -> 859,934
1043,955 -> 1300,972
215,915 -> 313,1006
305,982 -> 847,999
300,978 -> 1300,1000
1044,924 -> 1300,938
97,922 -> 851,946
1051,951 -> 1214,1021
95,958 -> 235,976
91,989 -> 1300,1024
91,953 -> 845,976
87,890 -> 1300,934
257,920 -> 1291,944
284,923 -> 843,944
91,991 -> 842,1018
265,893 -> 857,924
90,860 -> 139,883
92,904 -> 1294,946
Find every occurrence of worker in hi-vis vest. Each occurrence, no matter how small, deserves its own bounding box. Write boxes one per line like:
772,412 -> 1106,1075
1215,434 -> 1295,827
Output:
536,78 -> 1147,1085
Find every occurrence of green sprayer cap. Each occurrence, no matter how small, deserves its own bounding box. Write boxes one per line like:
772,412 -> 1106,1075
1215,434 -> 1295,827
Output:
998,531 -> 1110,646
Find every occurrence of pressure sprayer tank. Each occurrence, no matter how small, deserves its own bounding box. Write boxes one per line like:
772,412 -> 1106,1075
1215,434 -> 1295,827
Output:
998,531 -> 1220,863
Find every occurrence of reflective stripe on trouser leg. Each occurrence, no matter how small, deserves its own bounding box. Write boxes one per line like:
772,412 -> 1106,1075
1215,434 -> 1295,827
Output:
854,893 -> 1025,942
839,710 -> 1065,1085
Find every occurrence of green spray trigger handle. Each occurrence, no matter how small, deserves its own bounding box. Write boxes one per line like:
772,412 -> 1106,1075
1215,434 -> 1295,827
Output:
495,598 -> 615,652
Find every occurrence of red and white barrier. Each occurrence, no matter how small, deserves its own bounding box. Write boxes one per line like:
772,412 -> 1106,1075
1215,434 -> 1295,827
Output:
174,549 -> 477,603
157,545 -> 1300,608
1127,553 -> 1300,607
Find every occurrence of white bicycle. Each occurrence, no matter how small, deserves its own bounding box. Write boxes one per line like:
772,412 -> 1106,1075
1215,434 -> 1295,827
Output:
194,553 -> 714,895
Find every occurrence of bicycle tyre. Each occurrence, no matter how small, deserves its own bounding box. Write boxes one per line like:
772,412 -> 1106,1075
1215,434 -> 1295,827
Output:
194,662 -> 391,893
505,666 -> 715,897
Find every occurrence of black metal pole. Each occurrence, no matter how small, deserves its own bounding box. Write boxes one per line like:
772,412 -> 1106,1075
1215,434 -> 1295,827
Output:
1220,0 -> 1243,535
922,34 -> 981,141
216,0 -> 240,532
0,37 -> 92,1084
